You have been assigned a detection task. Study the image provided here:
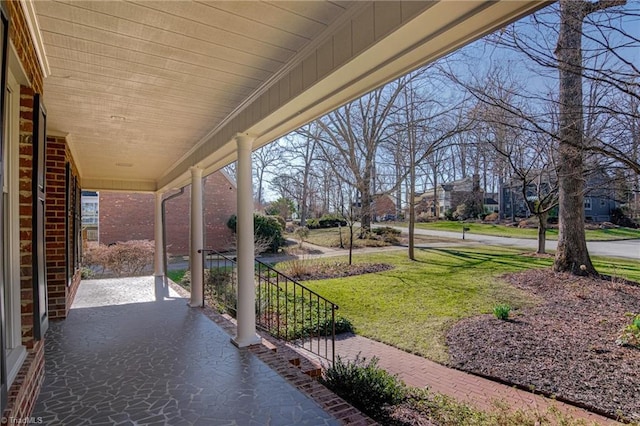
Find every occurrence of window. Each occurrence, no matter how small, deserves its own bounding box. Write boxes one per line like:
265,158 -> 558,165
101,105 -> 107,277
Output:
4,69 -> 26,388
584,198 -> 592,210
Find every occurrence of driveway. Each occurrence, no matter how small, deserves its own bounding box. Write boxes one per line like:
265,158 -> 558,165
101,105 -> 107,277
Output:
378,224 -> 640,260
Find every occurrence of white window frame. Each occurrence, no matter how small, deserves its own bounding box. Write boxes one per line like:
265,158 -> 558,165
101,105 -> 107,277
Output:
3,67 -> 27,386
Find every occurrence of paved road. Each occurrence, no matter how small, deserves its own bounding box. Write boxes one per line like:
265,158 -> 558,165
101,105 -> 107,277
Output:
379,224 -> 640,260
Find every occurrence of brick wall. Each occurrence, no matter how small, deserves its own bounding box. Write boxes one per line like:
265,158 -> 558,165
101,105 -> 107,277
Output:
100,171 -> 237,256
45,136 -> 82,320
3,0 -> 47,421
2,340 -> 45,422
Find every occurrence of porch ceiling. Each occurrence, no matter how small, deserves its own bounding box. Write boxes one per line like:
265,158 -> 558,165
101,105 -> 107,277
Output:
31,1 -> 546,193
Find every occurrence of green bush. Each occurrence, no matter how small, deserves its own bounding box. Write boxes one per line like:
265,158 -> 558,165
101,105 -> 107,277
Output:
493,304 -> 511,320
616,313 -> 640,348
227,214 -> 285,253
297,316 -> 353,338
320,355 -> 406,421
306,218 -> 320,229
305,214 -> 347,229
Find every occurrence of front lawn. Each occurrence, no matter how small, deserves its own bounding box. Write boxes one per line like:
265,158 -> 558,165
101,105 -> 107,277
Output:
292,226 -> 391,248
289,226 -> 456,249
288,247 -> 640,364
408,220 -> 640,241
281,247 -> 548,363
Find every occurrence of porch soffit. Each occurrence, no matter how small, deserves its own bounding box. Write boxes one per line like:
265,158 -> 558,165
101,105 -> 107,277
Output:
31,1 -> 546,193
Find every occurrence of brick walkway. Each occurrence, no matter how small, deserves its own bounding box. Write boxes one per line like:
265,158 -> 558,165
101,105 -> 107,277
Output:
334,333 -> 622,425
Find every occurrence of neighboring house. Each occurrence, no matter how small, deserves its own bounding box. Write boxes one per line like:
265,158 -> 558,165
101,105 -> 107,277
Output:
413,175 -> 483,218
100,171 -> 237,255
484,195 -> 500,214
500,169 -> 619,222
372,194 -> 397,221
351,193 -> 397,222
81,191 -> 99,241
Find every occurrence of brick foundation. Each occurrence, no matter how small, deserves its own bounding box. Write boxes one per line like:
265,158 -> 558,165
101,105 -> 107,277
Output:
2,341 -> 45,423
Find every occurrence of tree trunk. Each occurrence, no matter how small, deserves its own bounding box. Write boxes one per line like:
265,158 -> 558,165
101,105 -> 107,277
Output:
409,143 -> 416,260
553,0 -> 596,276
537,212 -> 548,255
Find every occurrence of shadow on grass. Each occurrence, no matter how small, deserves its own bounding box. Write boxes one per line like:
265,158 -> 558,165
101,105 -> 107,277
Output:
415,248 -> 553,273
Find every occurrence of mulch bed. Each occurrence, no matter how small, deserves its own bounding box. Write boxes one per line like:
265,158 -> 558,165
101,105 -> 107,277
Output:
287,262 -> 393,281
446,269 -> 640,422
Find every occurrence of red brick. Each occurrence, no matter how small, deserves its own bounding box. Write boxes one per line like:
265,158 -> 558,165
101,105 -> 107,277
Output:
100,171 -> 237,255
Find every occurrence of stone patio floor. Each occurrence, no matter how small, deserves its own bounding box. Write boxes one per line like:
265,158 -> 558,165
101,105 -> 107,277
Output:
32,277 -> 360,426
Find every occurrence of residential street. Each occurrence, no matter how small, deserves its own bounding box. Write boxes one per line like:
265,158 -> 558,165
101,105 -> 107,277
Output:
379,224 -> 640,260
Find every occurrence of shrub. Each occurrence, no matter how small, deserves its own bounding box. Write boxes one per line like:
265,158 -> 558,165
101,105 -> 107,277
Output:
320,355 -> 406,421
227,214 -> 285,253
82,240 -> 155,277
493,304 -> 511,320
305,218 -> 320,229
616,313 -> 640,348
610,207 -> 639,229
293,226 -> 309,247
318,214 -> 347,228
371,226 -> 401,244
484,212 -> 499,222
444,209 -> 455,221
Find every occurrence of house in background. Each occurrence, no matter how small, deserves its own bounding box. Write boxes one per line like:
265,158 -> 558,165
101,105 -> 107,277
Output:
99,171 -> 237,255
500,169 -> 619,222
372,193 -> 397,221
414,175 -> 483,218
81,191 -> 99,241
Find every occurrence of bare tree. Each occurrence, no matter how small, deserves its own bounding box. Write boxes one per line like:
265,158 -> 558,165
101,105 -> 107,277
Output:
443,0 -> 635,275
309,77 -> 414,235
253,140 -> 285,206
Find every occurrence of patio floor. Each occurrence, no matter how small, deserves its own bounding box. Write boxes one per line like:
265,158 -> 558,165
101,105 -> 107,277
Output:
33,277 -> 341,425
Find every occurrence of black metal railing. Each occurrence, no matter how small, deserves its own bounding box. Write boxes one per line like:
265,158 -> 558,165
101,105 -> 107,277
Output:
198,249 -> 338,365
198,249 -> 238,315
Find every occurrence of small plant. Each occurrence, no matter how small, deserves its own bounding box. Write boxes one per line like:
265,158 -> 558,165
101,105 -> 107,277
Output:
616,313 -> 640,349
80,267 -> 94,279
493,304 -> 511,320
293,226 -> 310,248
320,355 -> 406,421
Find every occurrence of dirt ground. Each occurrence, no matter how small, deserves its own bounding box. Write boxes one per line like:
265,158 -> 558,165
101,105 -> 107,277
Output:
447,269 -> 640,422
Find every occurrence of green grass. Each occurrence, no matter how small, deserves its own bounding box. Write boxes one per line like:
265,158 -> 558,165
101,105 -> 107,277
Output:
167,269 -> 186,283
407,220 -> 640,241
280,247 -> 552,363
285,246 -> 640,364
291,226 -> 391,248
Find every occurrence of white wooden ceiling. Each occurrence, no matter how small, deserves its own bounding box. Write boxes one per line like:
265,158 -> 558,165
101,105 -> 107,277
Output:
31,1 -> 546,192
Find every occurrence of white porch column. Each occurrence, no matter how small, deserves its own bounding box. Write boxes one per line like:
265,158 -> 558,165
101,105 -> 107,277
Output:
153,191 -> 165,277
189,166 -> 204,307
233,133 -> 261,347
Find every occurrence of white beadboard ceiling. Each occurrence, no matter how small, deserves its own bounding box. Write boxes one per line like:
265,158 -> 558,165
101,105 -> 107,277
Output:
31,1 -> 546,192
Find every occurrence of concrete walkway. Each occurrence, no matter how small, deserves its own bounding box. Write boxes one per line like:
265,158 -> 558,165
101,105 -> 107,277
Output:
334,333 -> 622,425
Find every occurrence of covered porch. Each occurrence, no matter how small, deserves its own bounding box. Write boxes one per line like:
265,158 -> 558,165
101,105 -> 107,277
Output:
33,276 -> 353,425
